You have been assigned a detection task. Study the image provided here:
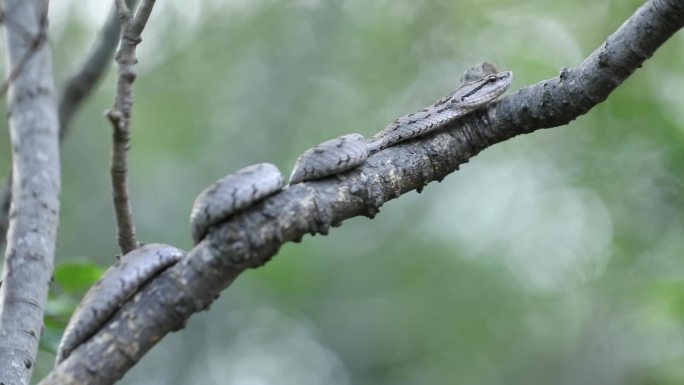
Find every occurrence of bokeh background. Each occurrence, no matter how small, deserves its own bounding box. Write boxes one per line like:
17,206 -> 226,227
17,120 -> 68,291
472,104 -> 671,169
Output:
1,0 -> 684,384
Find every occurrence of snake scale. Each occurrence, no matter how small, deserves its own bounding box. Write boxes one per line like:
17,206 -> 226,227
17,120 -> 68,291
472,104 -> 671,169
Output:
55,67 -> 512,364
289,70 -> 512,183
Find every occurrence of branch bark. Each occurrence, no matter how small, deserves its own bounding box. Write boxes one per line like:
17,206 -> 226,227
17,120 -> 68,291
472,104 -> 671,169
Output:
0,0 -> 141,253
0,25 -> 46,95
38,0 -> 684,383
107,0 -> 157,253
58,0 -> 140,137
0,1 -> 61,384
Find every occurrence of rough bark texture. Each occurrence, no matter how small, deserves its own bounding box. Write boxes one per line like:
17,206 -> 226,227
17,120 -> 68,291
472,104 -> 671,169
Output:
39,0 -> 684,384
55,244 -> 184,364
0,1 -> 61,384
58,0 -> 140,137
108,0 -> 158,253
0,0 -> 141,253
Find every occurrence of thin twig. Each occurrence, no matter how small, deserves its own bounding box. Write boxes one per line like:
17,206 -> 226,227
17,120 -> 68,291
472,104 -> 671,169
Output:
38,0 -> 684,383
0,26 -> 46,95
0,0 -> 141,252
0,5 -> 48,96
58,0 -> 141,137
107,0 -> 157,253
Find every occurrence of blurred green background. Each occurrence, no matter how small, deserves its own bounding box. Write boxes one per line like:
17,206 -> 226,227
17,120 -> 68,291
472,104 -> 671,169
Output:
1,0 -> 684,384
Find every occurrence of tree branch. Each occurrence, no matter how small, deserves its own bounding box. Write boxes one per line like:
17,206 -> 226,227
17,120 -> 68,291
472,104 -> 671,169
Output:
0,24 -> 46,96
0,0 -> 141,253
106,0 -> 156,254
0,1 -> 61,384
42,0 -> 684,384
39,0 -> 684,383
58,0 -> 140,137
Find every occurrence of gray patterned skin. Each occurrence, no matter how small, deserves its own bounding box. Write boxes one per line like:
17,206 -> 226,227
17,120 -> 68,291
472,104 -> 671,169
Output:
190,163 -> 285,243
289,133 -> 368,184
56,244 -> 185,364
365,71 -> 512,154
288,71 -> 513,183
56,164 -> 285,364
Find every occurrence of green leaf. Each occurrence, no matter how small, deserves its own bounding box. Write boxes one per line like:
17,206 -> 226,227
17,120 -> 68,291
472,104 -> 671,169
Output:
53,261 -> 104,295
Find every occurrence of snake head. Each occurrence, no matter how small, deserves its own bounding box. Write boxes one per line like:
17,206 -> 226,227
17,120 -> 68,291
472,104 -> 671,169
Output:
451,70 -> 513,110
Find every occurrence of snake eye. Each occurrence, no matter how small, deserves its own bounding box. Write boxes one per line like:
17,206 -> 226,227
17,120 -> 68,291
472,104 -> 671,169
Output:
487,74 -> 497,81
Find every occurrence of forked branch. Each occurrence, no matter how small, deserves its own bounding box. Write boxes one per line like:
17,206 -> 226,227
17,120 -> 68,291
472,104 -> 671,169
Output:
40,0 -> 684,384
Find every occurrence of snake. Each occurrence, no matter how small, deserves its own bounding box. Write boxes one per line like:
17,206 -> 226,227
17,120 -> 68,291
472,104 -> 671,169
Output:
55,68 -> 512,364
55,164 -> 285,364
55,244 -> 186,363
289,70 -> 512,183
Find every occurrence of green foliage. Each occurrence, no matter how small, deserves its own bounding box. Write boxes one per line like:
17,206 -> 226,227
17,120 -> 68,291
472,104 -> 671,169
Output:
6,0 -> 683,383
41,261 -> 104,355
53,261 -> 104,295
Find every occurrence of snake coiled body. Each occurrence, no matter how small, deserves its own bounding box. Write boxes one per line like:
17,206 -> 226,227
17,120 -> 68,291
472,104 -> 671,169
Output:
56,244 -> 185,363
189,163 -> 285,243
55,68 -> 512,364
56,164 -> 284,364
289,71 -> 513,183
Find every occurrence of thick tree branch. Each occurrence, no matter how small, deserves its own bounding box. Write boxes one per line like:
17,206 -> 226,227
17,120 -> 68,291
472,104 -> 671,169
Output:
39,0 -> 684,383
0,1 -> 60,384
107,0 -> 156,254
0,0 -> 141,253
